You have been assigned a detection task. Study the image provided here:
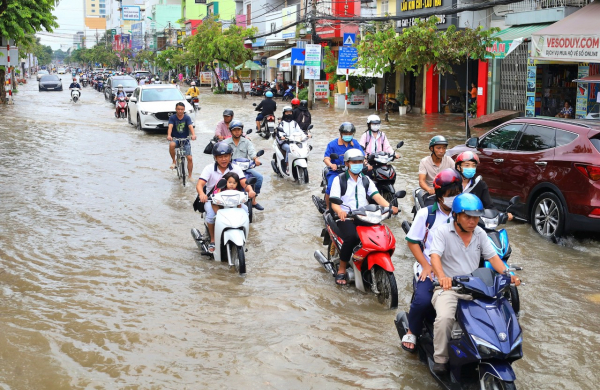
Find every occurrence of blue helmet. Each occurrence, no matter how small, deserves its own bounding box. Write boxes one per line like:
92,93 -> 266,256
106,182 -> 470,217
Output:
452,193 -> 484,217
228,120 -> 244,131
265,91 -> 273,98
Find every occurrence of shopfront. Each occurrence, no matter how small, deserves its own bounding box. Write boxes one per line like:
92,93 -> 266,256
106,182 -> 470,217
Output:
529,2 -> 600,119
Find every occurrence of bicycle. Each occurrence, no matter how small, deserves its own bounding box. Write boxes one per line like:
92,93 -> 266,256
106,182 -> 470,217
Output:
173,137 -> 191,187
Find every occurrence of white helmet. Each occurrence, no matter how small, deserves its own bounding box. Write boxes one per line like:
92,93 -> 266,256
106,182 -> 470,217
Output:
343,148 -> 365,163
191,81 -> 196,86
367,114 -> 381,131
117,84 -> 123,88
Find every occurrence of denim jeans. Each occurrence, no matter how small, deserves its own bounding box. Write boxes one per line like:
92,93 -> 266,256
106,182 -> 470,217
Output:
245,168 -> 263,195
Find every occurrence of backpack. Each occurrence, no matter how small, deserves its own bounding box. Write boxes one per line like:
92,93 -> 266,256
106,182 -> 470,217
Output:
419,205 -> 438,252
336,172 -> 376,206
296,110 -> 311,130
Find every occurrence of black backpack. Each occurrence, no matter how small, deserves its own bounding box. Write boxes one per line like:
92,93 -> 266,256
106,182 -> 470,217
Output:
337,172 -> 375,204
296,110 -> 311,130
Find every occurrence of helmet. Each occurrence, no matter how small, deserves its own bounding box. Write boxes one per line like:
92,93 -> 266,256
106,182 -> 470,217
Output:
118,84 -> 123,88
367,114 -> 381,125
191,81 -> 196,86
73,77 -> 77,81
429,135 -> 449,149
339,122 -> 356,134
291,98 -> 300,106
452,193 -> 484,217
344,148 -> 365,163
454,151 -> 480,167
300,100 -> 308,108
212,142 -> 233,157
265,91 -> 273,98
433,168 -> 462,190
283,106 -> 293,114
228,120 -> 244,131
223,109 -> 234,117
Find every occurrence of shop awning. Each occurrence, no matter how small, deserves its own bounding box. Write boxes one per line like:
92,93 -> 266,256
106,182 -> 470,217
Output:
572,74 -> 600,83
485,24 -> 551,59
235,60 -> 263,70
267,48 -> 292,68
531,2 -> 600,63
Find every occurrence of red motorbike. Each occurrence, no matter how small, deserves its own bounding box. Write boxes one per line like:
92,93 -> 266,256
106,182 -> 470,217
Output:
115,96 -> 128,119
314,191 -> 406,309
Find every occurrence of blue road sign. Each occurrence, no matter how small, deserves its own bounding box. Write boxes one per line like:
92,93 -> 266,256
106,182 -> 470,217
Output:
338,46 -> 358,69
343,33 -> 356,46
291,48 -> 305,66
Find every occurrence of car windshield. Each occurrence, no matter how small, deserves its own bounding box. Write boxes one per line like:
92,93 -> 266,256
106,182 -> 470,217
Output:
115,79 -> 138,88
141,88 -> 184,102
39,71 -> 48,74
41,75 -> 60,82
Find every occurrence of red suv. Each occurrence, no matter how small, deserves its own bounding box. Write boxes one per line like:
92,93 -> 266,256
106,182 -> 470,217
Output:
448,117 -> 600,239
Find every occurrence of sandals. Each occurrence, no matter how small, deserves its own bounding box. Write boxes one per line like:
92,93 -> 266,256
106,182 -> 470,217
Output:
401,333 -> 417,353
208,243 -> 215,253
170,163 -> 176,169
335,272 -> 347,285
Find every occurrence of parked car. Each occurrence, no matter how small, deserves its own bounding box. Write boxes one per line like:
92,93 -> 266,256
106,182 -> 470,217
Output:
448,117 -> 600,239
104,75 -> 138,101
39,75 -> 63,91
36,70 -> 49,81
128,84 -> 194,131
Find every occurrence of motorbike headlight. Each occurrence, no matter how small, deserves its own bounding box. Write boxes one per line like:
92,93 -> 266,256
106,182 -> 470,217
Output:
482,216 -> 499,229
510,335 -> 522,351
472,335 -> 502,358
222,194 -> 241,207
356,211 -> 385,225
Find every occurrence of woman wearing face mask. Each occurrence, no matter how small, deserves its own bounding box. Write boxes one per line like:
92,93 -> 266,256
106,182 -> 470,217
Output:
359,115 -> 399,158
454,151 -> 513,220
277,106 -> 302,173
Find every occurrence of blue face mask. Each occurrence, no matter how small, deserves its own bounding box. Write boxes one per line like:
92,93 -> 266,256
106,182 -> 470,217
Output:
342,135 -> 353,142
349,163 -> 363,174
462,167 -> 476,179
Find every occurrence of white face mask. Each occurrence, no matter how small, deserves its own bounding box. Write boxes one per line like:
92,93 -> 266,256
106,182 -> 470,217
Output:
370,124 -> 381,132
442,196 -> 456,209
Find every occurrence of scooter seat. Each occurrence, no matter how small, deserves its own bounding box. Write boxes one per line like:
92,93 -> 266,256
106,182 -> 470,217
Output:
471,267 -> 496,287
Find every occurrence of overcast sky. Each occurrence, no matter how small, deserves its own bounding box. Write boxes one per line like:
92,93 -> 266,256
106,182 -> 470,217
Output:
37,0 -> 85,50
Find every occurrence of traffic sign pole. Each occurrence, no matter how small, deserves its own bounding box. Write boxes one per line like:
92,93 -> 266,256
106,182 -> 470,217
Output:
344,68 -> 348,115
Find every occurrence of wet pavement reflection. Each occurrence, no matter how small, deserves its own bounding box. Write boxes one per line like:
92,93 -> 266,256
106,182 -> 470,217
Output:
0,78 -> 599,389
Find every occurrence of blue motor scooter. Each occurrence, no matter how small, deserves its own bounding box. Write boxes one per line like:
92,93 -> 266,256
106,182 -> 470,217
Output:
395,267 -> 524,390
282,85 -> 295,101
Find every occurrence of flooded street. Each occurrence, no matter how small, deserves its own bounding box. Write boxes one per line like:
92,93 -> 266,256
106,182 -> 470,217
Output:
1,79 -> 599,389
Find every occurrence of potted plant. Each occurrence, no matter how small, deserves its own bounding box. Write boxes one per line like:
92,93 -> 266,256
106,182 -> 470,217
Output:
468,102 -> 477,118
397,91 -> 407,115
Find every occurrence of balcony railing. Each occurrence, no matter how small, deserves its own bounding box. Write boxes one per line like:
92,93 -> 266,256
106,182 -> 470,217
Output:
506,0 -> 590,13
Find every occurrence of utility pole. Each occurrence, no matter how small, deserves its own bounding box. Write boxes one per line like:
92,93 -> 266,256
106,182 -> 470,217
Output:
308,0 -> 317,109
96,29 -> 99,45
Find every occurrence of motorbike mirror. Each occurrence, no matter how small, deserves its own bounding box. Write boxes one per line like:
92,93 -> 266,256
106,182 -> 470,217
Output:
246,177 -> 257,186
216,178 -> 227,190
277,126 -> 284,132
394,190 -> 407,199
330,198 -> 343,205
307,124 -> 314,130
396,141 -> 404,149
329,153 -> 339,160
252,103 -> 257,106
246,129 -> 253,135
466,137 -> 479,148
509,196 -> 520,206
256,150 -> 265,157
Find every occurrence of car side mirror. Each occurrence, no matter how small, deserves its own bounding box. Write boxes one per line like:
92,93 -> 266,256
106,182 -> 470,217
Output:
466,137 -> 479,148
256,150 -> 264,157
396,141 -> 404,149
307,124 -> 314,130
509,196 -> 520,206
330,198 -> 343,205
216,178 -> 227,190
329,153 -> 339,160
246,177 -> 257,186
129,97 -> 137,103
395,190 -> 406,199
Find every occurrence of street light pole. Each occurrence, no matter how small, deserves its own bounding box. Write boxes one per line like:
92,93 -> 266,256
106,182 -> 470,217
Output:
308,0 -> 317,110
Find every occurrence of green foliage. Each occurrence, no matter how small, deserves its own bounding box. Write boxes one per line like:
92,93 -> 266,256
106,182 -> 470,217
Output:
349,76 -> 375,93
298,88 -> 308,101
469,102 -> 477,115
397,91 -> 406,106
133,50 -> 156,68
0,0 -> 59,42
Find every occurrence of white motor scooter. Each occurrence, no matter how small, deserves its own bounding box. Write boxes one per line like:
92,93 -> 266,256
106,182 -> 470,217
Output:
70,88 -> 81,103
191,177 -> 257,275
271,123 -> 313,184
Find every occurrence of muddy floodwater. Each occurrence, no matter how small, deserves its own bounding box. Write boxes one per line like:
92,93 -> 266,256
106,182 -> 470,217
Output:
0,79 -> 599,389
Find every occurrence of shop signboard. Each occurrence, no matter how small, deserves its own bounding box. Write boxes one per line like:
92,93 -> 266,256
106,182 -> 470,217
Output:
576,64 -> 590,118
280,59 -> 292,72
291,48 -> 305,67
485,40 -> 512,59
533,34 -> 600,62
315,81 -> 329,99
281,5 -> 298,39
349,93 -> 366,106
200,72 -> 212,84
396,0 -> 456,30
304,44 -> 321,80
122,6 -> 141,21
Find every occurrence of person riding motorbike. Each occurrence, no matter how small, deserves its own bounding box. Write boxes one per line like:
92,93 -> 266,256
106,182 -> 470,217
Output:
454,151 -> 514,221
359,115 -> 398,158
255,91 -> 277,132
293,100 -> 312,132
291,97 -> 300,110
418,135 -> 455,196
401,168 -> 463,353
215,109 -> 234,140
224,120 -> 264,211
69,77 -> 81,92
429,193 -> 521,375
113,84 -> 128,116
323,122 -> 364,208
276,106 -> 306,174
196,142 -> 256,253
186,81 -> 200,98
329,149 -> 398,285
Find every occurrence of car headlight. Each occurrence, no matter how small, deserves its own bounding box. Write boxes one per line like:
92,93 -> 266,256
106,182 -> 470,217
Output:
140,110 -> 152,115
472,335 -> 502,358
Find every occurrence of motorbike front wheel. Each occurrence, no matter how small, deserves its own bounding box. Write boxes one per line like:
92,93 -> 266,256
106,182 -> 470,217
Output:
296,166 -> 308,184
228,243 -> 246,275
481,375 -> 517,390
372,266 -> 398,309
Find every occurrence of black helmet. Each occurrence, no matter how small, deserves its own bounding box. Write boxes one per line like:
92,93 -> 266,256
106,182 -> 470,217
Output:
212,142 -> 233,156
339,122 -> 356,134
429,135 -> 449,149
228,120 -> 244,131
223,109 -> 234,117
283,106 -> 293,114
300,100 -> 308,108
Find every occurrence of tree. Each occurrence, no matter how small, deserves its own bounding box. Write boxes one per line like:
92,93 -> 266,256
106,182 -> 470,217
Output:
0,0 -> 59,103
133,50 -> 156,70
185,16 -> 257,97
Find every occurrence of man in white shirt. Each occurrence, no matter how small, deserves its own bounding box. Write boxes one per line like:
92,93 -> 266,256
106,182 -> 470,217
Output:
329,149 -> 398,285
196,142 -> 256,252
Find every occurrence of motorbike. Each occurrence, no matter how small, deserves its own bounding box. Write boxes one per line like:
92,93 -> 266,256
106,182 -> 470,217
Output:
81,78 -> 88,87
96,80 -> 104,92
231,144 -> 264,224
271,123 -> 313,184
190,177 -> 257,275
312,153 -> 347,215
314,191 -> 406,309
250,84 -> 266,97
282,86 -> 295,101
70,89 -> 81,103
365,141 -> 404,203
186,95 -> 200,111
252,103 -> 276,139
115,96 -> 128,119
394,266 -> 524,390
443,95 -> 463,113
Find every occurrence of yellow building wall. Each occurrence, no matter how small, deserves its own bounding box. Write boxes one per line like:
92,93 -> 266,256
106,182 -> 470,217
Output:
376,0 -> 397,16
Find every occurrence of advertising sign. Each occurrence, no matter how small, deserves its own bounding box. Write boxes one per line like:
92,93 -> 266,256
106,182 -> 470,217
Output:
131,23 -> 143,51
291,48 -> 305,66
200,72 -> 212,85
304,44 -> 322,80
315,81 -> 329,99
533,34 -> 600,62
485,40 -> 512,59
122,6 -> 141,21
280,59 -> 292,72
338,46 -> 358,69
121,34 -> 131,50
281,5 -> 298,39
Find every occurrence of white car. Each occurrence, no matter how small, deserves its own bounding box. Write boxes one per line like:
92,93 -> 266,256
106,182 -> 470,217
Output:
58,68 -> 66,74
36,70 -> 49,81
128,84 -> 194,131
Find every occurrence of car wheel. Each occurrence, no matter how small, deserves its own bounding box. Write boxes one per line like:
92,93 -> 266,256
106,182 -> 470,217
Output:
127,109 -> 133,125
531,192 -> 565,239
137,115 -> 143,131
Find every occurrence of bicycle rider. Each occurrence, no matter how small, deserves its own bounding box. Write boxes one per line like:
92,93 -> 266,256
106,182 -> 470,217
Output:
167,102 -> 197,180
